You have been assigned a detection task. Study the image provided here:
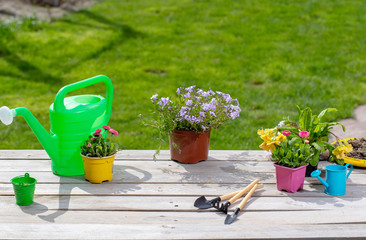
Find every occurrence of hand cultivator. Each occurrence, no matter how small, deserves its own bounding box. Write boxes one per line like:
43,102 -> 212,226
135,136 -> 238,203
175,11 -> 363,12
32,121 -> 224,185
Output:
194,179 -> 262,224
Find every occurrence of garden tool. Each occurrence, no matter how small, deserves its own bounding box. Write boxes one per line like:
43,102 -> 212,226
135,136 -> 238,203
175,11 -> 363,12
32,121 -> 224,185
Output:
194,182 -> 263,209
225,183 -> 259,225
311,163 -> 353,196
215,179 -> 259,214
194,190 -> 242,209
0,75 -> 113,176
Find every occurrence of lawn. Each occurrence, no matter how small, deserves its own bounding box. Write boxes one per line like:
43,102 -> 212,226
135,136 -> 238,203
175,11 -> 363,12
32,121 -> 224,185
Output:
0,0 -> 366,151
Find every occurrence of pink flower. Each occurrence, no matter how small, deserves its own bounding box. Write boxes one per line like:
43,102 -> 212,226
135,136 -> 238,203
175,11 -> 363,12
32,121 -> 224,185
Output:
93,129 -> 102,136
109,129 -> 118,136
299,131 -> 309,138
102,126 -> 111,130
304,140 -> 310,144
91,138 -> 96,141
282,130 -> 291,136
87,143 -> 92,147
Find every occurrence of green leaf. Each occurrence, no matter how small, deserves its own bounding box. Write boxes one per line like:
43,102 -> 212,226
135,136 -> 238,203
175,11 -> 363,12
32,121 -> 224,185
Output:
312,142 -> 324,152
310,151 -> 320,166
317,108 -> 337,121
299,107 -> 312,131
289,137 -> 298,145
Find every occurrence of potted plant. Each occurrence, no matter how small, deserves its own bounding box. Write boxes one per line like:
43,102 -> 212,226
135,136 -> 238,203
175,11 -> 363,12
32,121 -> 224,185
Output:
278,106 -> 348,176
80,126 -> 118,183
146,86 -> 241,164
258,128 -> 313,193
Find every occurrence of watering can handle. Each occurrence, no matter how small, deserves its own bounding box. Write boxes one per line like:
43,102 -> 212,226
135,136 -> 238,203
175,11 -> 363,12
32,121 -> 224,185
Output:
345,163 -> 353,180
54,75 -> 114,120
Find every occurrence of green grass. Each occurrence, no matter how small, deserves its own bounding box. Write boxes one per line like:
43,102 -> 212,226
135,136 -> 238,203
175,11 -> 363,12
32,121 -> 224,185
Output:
1,0 -> 366,151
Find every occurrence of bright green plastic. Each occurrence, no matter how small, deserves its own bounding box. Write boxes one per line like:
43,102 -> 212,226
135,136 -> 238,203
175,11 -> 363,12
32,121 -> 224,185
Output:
11,173 -> 37,206
13,75 -> 113,176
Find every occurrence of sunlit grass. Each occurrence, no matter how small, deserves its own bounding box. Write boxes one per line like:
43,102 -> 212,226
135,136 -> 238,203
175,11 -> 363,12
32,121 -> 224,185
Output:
0,0 -> 366,151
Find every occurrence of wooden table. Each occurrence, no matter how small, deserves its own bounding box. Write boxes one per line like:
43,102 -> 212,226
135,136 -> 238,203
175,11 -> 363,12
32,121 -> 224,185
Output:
1,150 -> 366,239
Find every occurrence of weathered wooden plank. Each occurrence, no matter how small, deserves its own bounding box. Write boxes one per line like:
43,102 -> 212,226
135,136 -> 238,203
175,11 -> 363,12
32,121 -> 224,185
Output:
1,222 -> 366,239
0,170 -> 365,185
0,208 -> 366,226
0,195 -> 365,212
0,150 -> 268,161
1,183 -> 364,198
0,159 -> 364,179
0,159 -> 279,173
0,150 -> 365,240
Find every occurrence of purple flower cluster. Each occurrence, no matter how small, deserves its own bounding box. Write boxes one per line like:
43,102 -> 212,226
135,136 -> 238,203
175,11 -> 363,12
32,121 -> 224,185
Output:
151,85 -> 241,132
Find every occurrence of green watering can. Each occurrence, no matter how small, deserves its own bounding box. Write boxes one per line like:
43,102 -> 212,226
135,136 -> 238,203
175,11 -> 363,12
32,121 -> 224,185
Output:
0,75 -> 113,176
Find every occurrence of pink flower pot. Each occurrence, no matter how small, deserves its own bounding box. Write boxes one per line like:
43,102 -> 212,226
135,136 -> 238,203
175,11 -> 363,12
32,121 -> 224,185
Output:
274,164 -> 308,193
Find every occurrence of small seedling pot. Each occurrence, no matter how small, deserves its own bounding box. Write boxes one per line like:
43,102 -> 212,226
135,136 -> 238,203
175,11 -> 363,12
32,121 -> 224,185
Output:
11,173 -> 37,206
81,154 -> 116,183
274,164 -> 308,193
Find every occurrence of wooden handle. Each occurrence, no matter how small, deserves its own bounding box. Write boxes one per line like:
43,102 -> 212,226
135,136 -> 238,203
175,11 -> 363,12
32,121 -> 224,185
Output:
219,184 -> 264,201
238,183 -> 258,210
229,179 -> 259,204
220,191 -> 240,201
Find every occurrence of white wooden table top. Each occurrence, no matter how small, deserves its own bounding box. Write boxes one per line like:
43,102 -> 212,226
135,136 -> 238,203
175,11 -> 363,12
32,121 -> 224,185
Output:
0,150 -> 366,239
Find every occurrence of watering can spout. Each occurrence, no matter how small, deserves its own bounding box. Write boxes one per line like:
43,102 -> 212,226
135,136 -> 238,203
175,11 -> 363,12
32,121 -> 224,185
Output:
311,170 -> 329,189
13,107 -> 58,162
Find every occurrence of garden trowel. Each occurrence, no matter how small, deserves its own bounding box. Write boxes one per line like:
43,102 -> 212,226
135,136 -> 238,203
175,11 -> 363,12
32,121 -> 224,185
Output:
225,183 -> 259,224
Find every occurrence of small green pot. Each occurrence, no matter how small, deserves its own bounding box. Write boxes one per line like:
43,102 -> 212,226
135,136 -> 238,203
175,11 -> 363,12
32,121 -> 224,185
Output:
11,173 -> 37,206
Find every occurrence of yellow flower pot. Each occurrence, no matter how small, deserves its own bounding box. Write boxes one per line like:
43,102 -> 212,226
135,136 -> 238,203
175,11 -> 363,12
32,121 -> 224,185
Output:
81,154 -> 116,183
334,138 -> 366,168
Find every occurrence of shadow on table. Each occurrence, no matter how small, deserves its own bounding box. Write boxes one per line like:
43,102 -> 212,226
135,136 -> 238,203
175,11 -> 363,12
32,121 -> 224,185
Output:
37,165 -> 152,223
164,156 -> 273,194
19,202 -> 49,216
286,174 -> 363,208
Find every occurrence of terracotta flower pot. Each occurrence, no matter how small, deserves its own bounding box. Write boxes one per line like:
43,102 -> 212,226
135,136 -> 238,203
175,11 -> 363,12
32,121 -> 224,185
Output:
169,129 -> 211,164
274,163 -> 308,193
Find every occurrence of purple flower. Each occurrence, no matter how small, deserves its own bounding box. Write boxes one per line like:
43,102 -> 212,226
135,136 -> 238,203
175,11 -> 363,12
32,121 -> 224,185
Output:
184,115 -> 191,121
157,97 -> 170,108
183,93 -> 190,99
199,112 -> 205,117
229,105 -> 241,119
223,93 -> 232,103
230,111 -> 240,119
180,106 -> 190,117
209,111 -> 216,117
209,103 -> 216,111
176,88 -> 181,95
208,90 -> 215,96
186,100 -> 193,106
194,96 -> 201,102
198,89 -> 209,98
185,86 -> 195,93
202,103 -> 210,112
151,94 -> 158,102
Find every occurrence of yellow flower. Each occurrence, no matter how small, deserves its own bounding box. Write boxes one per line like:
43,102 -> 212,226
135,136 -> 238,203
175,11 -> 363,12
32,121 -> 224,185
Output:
345,143 -> 353,153
257,129 -> 265,136
259,142 -> 277,152
276,134 -> 286,143
258,128 -> 286,152
332,142 -> 353,159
